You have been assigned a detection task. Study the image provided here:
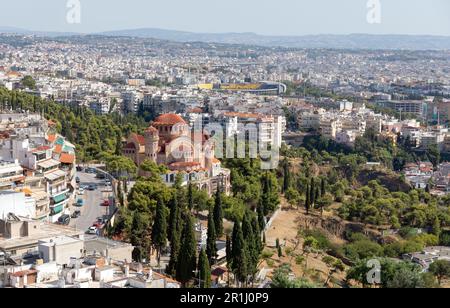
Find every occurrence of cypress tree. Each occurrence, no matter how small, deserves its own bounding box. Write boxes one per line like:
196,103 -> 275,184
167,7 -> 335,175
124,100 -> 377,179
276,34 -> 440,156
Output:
206,209 -> 218,264
167,195 -> 178,241
231,220 -> 248,286
214,188 -> 224,237
305,184 -> 310,214
152,198 -> 168,266
188,182 -> 194,211
252,216 -> 263,254
250,215 -> 262,285
198,248 -> 212,288
261,175 -> 270,215
166,197 -> 182,276
225,234 -> 233,285
242,212 -> 256,281
321,178 -> 326,197
257,199 -> 266,232
282,157 -> 290,193
176,213 -> 197,287
310,178 -> 316,207
314,187 -> 320,209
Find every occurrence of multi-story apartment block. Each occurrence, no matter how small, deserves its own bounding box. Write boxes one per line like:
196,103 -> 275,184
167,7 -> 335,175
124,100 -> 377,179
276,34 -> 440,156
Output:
0,114 -> 76,222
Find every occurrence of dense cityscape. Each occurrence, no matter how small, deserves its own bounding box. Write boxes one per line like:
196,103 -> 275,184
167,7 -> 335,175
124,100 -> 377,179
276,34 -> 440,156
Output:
1,1 -> 450,294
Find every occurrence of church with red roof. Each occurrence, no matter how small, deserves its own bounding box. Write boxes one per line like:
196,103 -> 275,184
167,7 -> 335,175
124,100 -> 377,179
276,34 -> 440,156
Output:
123,113 -> 230,195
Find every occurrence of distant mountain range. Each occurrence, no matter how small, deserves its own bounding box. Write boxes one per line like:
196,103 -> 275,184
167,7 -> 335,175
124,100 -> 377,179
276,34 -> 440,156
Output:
1,26 -> 450,50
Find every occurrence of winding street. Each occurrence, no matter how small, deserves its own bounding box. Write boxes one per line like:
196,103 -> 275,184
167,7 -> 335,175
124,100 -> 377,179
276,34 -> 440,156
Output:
69,169 -> 114,233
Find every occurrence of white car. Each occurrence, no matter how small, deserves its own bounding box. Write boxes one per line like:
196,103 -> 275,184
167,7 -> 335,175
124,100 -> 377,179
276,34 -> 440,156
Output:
78,188 -> 85,195
87,226 -> 98,235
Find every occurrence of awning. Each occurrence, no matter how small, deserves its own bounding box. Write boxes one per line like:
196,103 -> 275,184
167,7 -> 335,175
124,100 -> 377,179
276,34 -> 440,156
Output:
51,204 -> 63,215
52,193 -> 67,204
38,159 -> 61,170
44,169 -> 66,181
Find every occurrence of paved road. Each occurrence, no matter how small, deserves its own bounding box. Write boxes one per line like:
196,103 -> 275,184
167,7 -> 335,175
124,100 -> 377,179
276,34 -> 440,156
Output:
69,171 -> 114,233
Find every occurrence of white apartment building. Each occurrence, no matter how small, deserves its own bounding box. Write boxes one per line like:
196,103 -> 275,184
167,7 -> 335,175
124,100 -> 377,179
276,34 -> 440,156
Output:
89,97 -> 111,115
0,160 -> 24,191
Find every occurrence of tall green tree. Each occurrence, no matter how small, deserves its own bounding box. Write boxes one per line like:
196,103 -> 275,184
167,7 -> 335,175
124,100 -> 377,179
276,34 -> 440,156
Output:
242,212 -> 258,283
130,211 -> 151,262
176,213 -> 197,286
257,199 -> 266,231
206,209 -> 218,264
152,198 -> 168,266
282,157 -> 290,193
214,188 -> 224,237
225,234 -> 233,286
309,178 -> 316,207
187,182 -> 194,211
197,248 -> 212,288
231,220 -> 248,286
321,178 -> 326,197
166,196 -> 183,276
305,184 -> 311,215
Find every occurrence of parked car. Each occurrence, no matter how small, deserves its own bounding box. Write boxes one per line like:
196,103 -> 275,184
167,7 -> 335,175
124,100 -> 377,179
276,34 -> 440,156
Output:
93,221 -> 103,228
76,166 -> 83,172
87,226 -> 98,235
88,184 -> 97,191
75,177 -> 80,184
101,199 -> 110,207
57,214 -> 71,226
86,168 -> 96,174
76,199 -> 85,207
71,210 -> 81,219
77,188 -> 85,195
96,173 -> 106,179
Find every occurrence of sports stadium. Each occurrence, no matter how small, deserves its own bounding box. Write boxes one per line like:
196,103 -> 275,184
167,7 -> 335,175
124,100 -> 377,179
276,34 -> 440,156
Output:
197,82 -> 286,95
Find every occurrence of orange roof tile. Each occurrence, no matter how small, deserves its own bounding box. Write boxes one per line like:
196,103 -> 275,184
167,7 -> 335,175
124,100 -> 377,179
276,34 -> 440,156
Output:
47,134 -> 56,143
54,144 -> 63,154
154,114 -> 186,125
59,153 -> 75,164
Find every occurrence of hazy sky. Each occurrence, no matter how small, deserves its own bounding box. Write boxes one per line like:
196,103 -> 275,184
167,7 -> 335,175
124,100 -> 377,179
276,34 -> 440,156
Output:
1,0 -> 450,36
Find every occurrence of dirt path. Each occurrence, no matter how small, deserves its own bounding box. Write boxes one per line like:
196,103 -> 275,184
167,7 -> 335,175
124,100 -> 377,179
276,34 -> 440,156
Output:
261,197 -> 347,287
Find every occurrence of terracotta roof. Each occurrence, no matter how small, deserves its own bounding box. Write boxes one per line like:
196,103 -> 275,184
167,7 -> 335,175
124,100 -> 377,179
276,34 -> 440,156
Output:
47,134 -> 56,143
53,144 -> 63,154
154,114 -> 186,125
32,145 -> 51,152
187,107 -> 203,114
11,270 -> 37,277
59,153 -> 75,164
131,133 -> 145,146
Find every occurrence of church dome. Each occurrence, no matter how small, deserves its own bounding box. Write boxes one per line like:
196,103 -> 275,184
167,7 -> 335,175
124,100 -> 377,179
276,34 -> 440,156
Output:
153,114 -> 187,125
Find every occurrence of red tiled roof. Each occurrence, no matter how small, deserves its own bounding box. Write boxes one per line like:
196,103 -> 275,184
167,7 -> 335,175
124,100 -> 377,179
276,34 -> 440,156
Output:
131,133 -> 145,146
154,114 -> 186,125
